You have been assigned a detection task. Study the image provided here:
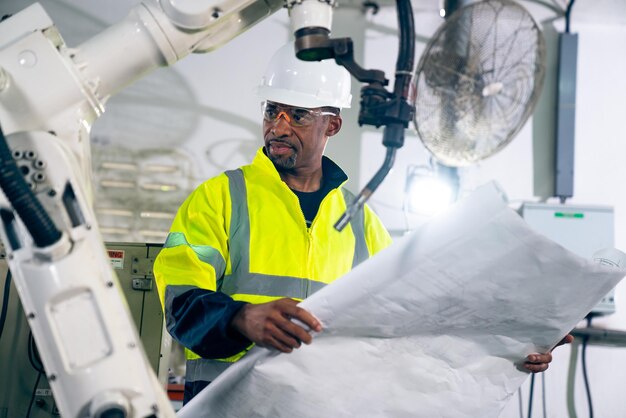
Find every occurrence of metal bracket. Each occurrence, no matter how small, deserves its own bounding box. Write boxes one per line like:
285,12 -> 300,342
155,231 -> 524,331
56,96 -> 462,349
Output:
131,256 -> 156,277
132,277 -> 153,291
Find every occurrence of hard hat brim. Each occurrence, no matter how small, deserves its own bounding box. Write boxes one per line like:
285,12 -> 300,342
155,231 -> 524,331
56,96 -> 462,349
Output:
257,86 -> 352,109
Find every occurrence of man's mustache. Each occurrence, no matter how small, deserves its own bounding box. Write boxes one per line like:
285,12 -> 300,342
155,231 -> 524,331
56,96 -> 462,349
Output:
267,139 -> 295,148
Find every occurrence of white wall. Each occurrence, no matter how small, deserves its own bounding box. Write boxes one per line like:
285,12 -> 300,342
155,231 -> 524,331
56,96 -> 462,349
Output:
3,0 -> 626,416
363,3 -> 626,418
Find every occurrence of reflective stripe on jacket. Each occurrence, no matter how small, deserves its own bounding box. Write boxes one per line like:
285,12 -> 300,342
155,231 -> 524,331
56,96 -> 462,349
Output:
154,148 -> 392,381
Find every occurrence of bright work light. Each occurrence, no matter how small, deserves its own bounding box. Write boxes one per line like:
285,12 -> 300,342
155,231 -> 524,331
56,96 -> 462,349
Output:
404,163 -> 459,216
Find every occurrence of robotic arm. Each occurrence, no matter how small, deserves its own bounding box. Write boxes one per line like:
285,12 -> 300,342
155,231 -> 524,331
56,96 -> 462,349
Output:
0,0 -> 289,186
0,0 -> 333,417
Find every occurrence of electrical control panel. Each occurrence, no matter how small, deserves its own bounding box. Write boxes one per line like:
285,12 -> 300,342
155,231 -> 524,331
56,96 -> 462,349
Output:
520,203 -> 616,315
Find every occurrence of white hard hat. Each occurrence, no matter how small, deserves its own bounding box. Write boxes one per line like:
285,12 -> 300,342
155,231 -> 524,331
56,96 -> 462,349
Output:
257,42 -> 352,109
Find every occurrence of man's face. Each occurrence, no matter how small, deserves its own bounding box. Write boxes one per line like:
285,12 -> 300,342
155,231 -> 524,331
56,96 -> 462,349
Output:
262,101 -> 340,172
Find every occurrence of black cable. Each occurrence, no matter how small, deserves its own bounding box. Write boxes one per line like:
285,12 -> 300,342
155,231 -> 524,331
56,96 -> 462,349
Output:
393,0 -> 415,100
25,332 -> 45,417
334,147 -> 397,231
582,315 -> 594,418
0,124 -> 62,247
26,369 -> 43,418
565,0 -> 576,33
527,373 -> 536,418
28,331 -> 44,373
0,269 -> 11,342
541,372 -> 547,418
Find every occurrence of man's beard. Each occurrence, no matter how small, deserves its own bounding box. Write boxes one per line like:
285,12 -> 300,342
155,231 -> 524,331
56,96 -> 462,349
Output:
268,150 -> 297,171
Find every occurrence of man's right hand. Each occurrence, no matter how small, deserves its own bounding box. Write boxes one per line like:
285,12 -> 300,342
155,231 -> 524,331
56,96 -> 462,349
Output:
230,298 -> 322,353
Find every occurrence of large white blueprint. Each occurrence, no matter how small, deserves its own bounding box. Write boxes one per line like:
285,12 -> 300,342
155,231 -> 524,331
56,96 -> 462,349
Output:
179,183 -> 626,418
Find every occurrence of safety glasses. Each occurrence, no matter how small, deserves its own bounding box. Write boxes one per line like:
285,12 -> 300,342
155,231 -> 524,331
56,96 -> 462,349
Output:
261,101 -> 337,127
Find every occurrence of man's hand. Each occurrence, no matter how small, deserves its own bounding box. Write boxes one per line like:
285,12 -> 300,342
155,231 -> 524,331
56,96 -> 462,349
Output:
230,298 -> 322,353
522,334 -> 574,373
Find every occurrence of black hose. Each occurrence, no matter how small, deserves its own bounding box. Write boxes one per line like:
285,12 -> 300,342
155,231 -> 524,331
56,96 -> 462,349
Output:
334,0 -> 414,231
382,0 -> 415,151
393,0 -> 415,100
527,373 -> 535,418
582,315 -> 594,418
541,371 -> 547,418
364,146 -> 396,193
334,147 -> 397,231
565,0 -> 576,33
0,126 -> 62,247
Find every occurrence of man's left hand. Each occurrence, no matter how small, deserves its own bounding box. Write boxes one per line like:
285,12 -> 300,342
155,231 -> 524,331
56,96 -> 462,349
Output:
522,334 -> 574,373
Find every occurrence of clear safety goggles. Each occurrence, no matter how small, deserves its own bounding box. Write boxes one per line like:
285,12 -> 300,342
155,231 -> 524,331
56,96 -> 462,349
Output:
261,101 -> 337,127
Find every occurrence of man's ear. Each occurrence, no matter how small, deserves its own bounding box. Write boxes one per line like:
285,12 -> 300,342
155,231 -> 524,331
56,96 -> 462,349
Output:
326,116 -> 343,137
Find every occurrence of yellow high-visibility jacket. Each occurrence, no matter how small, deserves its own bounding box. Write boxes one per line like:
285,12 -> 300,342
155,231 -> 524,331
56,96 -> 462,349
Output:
154,148 -> 391,383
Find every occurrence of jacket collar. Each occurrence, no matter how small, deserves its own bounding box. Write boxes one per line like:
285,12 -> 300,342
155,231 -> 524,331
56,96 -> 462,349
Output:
252,147 -> 348,190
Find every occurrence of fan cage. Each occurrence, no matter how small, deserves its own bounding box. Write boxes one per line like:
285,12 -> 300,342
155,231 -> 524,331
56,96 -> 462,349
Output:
414,0 -> 547,167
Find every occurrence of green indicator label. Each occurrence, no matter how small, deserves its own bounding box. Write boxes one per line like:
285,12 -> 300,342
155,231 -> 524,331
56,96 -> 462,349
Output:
554,212 -> 584,219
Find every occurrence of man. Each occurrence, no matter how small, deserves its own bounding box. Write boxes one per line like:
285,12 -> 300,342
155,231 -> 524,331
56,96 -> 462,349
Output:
154,42 -> 565,404
154,42 -> 391,403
